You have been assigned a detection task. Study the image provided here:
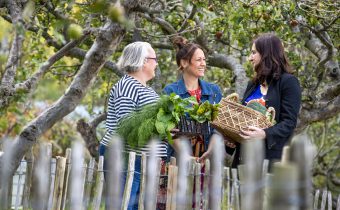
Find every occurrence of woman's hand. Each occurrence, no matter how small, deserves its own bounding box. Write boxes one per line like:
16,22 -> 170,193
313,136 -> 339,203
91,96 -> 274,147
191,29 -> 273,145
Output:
240,126 -> 266,141
224,137 -> 236,148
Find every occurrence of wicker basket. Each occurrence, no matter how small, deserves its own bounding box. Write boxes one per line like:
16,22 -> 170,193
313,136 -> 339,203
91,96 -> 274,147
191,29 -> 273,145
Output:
211,97 -> 274,143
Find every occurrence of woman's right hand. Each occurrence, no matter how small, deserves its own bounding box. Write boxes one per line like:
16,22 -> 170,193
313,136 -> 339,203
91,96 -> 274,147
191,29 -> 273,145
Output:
224,137 -> 236,148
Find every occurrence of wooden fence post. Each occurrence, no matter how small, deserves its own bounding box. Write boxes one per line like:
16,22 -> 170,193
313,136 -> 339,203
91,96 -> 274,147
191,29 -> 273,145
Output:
210,136 -> 224,210
222,167 -> 231,210
194,162 -> 201,210
186,159 -> 195,210
31,143 -> 52,210
145,141 -> 161,210
289,134 -> 315,210
166,159 -> 178,210
84,157 -> 96,207
202,159 -> 210,210
70,141 -> 85,210
241,139 -> 264,210
106,136 -> 123,210
138,153 -> 147,210
176,139 -> 191,210
121,151 -> 135,210
320,189 -> 328,210
231,168 -> 240,210
327,191 -> 332,210
22,148 -> 34,209
13,159 -> 26,210
61,148 -> 71,210
267,163 -> 299,210
314,189 -> 320,210
47,158 -> 56,210
91,155 -> 104,210
51,156 -> 67,210
336,194 -> 340,210
0,139 -> 15,210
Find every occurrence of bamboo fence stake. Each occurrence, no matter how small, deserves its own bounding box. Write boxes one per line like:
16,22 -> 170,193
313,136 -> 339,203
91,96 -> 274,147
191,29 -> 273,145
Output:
91,156 -> 104,210
52,156 -> 67,210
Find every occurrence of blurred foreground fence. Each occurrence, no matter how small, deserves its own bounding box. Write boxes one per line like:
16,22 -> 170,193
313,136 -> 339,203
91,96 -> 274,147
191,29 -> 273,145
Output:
0,135 -> 339,210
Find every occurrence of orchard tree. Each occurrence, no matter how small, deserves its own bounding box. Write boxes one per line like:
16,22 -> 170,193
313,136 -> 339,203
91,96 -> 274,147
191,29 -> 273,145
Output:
0,0 -> 339,197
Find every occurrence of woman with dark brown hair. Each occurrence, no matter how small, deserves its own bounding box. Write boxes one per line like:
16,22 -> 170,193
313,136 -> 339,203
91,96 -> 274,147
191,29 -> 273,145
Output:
200,33 -> 301,168
163,36 -> 223,156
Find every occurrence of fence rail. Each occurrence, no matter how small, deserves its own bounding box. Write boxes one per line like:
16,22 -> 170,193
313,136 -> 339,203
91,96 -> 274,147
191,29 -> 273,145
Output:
1,135 -> 339,210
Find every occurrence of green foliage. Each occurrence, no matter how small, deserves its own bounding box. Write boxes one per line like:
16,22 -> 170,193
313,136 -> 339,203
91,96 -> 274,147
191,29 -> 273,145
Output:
117,93 -> 219,148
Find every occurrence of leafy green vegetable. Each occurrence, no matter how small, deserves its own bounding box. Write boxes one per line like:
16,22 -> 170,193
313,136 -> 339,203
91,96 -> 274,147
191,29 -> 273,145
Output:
117,93 -> 219,148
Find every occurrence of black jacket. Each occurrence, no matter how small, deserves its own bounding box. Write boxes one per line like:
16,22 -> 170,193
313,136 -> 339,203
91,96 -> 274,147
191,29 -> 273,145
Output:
228,73 -> 301,167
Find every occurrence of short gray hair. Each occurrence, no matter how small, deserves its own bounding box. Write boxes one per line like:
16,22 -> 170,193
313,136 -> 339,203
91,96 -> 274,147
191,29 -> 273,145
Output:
116,42 -> 152,73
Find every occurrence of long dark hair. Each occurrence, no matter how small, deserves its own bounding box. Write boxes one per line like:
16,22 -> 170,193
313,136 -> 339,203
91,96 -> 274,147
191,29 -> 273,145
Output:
172,36 -> 204,70
252,33 -> 292,83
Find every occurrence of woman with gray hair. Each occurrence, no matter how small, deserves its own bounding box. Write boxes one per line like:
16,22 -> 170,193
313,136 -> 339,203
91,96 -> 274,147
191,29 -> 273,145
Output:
99,42 -> 167,210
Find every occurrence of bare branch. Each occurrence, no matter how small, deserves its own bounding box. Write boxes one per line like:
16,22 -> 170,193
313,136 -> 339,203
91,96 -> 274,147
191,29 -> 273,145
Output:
0,0 -> 24,108
134,4 -> 164,14
14,34 -> 89,92
76,112 -> 107,157
208,53 -> 249,97
296,95 -> 340,132
141,13 -> 176,34
178,4 -> 197,32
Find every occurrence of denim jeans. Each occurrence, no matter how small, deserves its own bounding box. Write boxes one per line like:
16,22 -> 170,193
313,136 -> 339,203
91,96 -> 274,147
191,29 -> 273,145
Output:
99,143 -> 141,210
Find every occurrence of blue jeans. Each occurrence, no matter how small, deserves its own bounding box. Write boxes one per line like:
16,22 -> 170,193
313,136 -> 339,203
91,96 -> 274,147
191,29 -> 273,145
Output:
99,144 -> 141,210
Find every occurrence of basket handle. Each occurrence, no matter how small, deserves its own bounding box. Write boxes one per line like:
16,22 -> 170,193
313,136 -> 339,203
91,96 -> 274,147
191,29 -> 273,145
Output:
265,107 -> 276,124
225,93 -> 239,103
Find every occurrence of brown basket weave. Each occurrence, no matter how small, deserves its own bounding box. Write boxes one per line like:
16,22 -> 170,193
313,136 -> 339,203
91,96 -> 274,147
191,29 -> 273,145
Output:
211,97 -> 273,143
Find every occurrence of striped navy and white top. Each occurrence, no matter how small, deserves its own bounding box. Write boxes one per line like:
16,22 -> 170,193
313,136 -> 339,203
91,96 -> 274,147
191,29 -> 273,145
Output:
100,75 -> 168,157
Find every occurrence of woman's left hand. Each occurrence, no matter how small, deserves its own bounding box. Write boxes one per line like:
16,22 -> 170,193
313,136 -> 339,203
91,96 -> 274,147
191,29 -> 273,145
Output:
240,126 -> 266,141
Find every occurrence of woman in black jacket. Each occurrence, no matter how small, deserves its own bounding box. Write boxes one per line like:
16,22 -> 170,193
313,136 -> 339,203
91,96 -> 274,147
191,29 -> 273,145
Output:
200,33 -> 301,168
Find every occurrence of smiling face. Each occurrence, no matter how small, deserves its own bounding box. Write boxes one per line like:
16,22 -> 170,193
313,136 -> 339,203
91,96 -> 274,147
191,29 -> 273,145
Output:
181,48 -> 206,78
249,43 -> 262,68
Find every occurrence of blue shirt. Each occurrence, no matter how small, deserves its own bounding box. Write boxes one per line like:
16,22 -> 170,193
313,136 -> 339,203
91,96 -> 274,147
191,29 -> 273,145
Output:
163,77 -> 222,104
